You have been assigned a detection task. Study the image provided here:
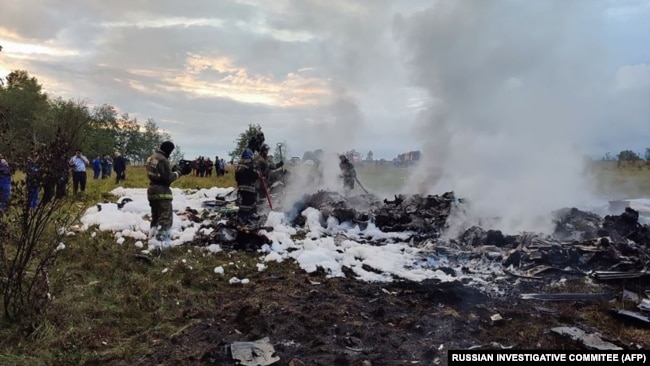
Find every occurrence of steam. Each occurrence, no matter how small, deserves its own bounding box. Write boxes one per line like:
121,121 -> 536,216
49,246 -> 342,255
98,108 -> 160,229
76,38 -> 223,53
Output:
395,0 -> 609,234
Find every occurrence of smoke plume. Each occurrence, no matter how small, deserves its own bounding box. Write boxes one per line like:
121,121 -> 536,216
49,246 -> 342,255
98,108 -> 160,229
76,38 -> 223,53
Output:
395,0 -> 610,234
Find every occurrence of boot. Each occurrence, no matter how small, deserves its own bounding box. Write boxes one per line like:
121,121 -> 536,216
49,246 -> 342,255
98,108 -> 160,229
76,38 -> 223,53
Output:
156,228 -> 172,248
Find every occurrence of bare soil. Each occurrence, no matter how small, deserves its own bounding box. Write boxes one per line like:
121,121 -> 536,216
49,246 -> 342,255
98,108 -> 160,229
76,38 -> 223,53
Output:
119,263 -> 649,366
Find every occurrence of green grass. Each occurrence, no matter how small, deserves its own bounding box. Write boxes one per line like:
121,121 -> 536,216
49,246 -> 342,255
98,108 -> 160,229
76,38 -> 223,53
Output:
587,161 -> 650,198
0,161 -> 649,364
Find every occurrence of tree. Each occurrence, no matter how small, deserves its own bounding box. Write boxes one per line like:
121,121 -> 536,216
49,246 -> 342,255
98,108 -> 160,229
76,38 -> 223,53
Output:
170,144 -> 184,163
229,123 -> 263,161
86,104 -> 119,158
0,70 -> 49,159
645,148 -> 650,162
47,98 -> 92,155
617,149 -> 641,168
617,150 -> 640,162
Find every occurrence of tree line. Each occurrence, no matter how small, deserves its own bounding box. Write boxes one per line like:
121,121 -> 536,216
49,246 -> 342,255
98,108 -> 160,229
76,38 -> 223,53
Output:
602,149 -> 650,166
0,70 -> 182,165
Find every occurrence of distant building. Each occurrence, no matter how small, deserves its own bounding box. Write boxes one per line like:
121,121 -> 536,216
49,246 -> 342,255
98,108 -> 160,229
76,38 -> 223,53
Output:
396,150 -> 421,165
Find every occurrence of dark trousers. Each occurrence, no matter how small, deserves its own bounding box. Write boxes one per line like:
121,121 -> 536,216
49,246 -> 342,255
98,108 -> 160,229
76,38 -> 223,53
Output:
149,199 -> 173,230
72,171 -> 87,194
115,170 -> 126,184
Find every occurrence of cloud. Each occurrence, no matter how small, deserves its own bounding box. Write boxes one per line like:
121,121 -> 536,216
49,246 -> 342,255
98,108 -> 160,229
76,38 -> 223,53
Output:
616,63 -> 650,90
0,0 -> 649,168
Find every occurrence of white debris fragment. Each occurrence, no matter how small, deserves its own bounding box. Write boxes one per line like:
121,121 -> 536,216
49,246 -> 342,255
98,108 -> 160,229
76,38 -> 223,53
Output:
241,278 -> 250,285
206,244 -> 222,254
116,237 -> 125,245
229,277 -> 241,284
214,266 -> 224,274
56,243 -> 66,251
256,263 -> 267,272
134,241 -> 144,248
162,268 -> 169,274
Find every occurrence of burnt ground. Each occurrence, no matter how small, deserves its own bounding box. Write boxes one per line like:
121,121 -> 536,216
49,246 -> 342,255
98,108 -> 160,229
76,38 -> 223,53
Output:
129,262 -> 650,366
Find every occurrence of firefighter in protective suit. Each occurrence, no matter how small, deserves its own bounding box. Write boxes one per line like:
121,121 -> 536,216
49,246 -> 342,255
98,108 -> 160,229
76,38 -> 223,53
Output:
339,154 -> 356,192
254,144 -> 284,202
235,148 -> 259,225
146,141 -> 190,246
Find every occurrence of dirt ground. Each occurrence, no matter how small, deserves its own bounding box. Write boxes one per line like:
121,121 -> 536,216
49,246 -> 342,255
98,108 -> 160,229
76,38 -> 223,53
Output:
126,261 -> 649,366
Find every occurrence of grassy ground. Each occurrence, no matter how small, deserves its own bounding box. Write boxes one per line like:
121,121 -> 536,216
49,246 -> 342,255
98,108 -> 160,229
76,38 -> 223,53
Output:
0,162 -> 648,364
587,161 -> 650,198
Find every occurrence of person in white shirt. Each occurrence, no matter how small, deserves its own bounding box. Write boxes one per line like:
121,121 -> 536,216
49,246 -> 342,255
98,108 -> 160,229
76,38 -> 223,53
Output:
68,149 -> 89,195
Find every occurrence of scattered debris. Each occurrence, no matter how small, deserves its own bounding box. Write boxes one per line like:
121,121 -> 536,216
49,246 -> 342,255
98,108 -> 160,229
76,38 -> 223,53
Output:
521,292 -> 613,302
490,314 -> 504,325
230,337 -> 280,366
610,310 -> 650,327
639,299 -> 650,312
549,327 -> 622,350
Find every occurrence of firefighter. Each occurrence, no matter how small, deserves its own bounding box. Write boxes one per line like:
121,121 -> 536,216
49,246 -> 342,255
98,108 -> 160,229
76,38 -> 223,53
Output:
339,154 -> 356,192
145,141 -> 190,247
254,144 -> 284,202
235,148 -> 259,225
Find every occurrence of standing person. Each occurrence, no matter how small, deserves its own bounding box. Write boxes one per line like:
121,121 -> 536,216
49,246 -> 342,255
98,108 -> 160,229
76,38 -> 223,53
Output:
145,141 -> 189,247
92,156 -> 101,179
219,158 -> 226,176
254,144 -> 283,202
100,155 -> 109,179
106,154 -> 113,177
339,154 -> 356,193
205,158 -> 212,177
26,151 -> 40,209
68,149 -> 89,196
0,154 -> 12,210
235,148 -> 259,225
113,151 -> 126,184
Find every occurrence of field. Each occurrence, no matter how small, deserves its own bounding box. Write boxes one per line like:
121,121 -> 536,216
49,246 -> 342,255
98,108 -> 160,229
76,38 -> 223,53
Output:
0,162 -> 649,365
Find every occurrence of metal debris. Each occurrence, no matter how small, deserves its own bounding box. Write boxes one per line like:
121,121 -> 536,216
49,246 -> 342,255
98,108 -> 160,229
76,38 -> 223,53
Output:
521,292 -> 613,301
549,327 -> 622,350
230,337 -> 280,366
610,310 -> 650,327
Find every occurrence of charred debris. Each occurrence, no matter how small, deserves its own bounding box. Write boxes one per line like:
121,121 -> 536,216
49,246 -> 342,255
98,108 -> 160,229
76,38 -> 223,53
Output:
190,190 -> 649,283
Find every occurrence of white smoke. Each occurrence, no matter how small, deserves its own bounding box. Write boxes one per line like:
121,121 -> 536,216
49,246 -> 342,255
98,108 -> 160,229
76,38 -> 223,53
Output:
394,0 -> 611,234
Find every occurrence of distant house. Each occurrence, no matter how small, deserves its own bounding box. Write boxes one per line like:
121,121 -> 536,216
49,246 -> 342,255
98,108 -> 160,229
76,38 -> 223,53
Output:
396,150 -> 421,165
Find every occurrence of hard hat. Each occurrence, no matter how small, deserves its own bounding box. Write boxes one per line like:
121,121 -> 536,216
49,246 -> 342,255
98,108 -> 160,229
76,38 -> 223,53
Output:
241,148 -> 254,160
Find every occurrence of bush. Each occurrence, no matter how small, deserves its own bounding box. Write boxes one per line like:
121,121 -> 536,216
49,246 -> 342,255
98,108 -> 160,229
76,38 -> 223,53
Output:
0,130 -> 77,325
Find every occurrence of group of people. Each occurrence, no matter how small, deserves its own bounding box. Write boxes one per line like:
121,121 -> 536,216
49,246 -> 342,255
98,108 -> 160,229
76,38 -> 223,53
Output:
92,152 -> 127,183
0,148 -> 130,211
190,156 -> 227,177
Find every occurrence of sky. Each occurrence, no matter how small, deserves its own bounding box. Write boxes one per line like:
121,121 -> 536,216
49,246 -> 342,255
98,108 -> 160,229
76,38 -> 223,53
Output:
1,0 -> 648,162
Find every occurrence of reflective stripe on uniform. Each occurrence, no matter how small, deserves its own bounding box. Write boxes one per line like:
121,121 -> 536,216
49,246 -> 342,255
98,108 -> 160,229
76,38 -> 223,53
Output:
238,185 -> 256,193
148,193 -> 173,200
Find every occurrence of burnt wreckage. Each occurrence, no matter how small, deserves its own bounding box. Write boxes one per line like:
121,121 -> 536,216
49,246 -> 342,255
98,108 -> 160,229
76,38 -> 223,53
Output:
196,190 -> 649,280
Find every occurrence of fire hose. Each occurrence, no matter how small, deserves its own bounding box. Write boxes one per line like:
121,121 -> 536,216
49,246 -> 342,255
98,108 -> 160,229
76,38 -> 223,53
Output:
259,171 -> 273,209
354,176 -> 369,194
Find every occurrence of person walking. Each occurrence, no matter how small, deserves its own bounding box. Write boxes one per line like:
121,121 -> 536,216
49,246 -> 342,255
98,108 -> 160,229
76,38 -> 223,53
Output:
68,149 -> 89,196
